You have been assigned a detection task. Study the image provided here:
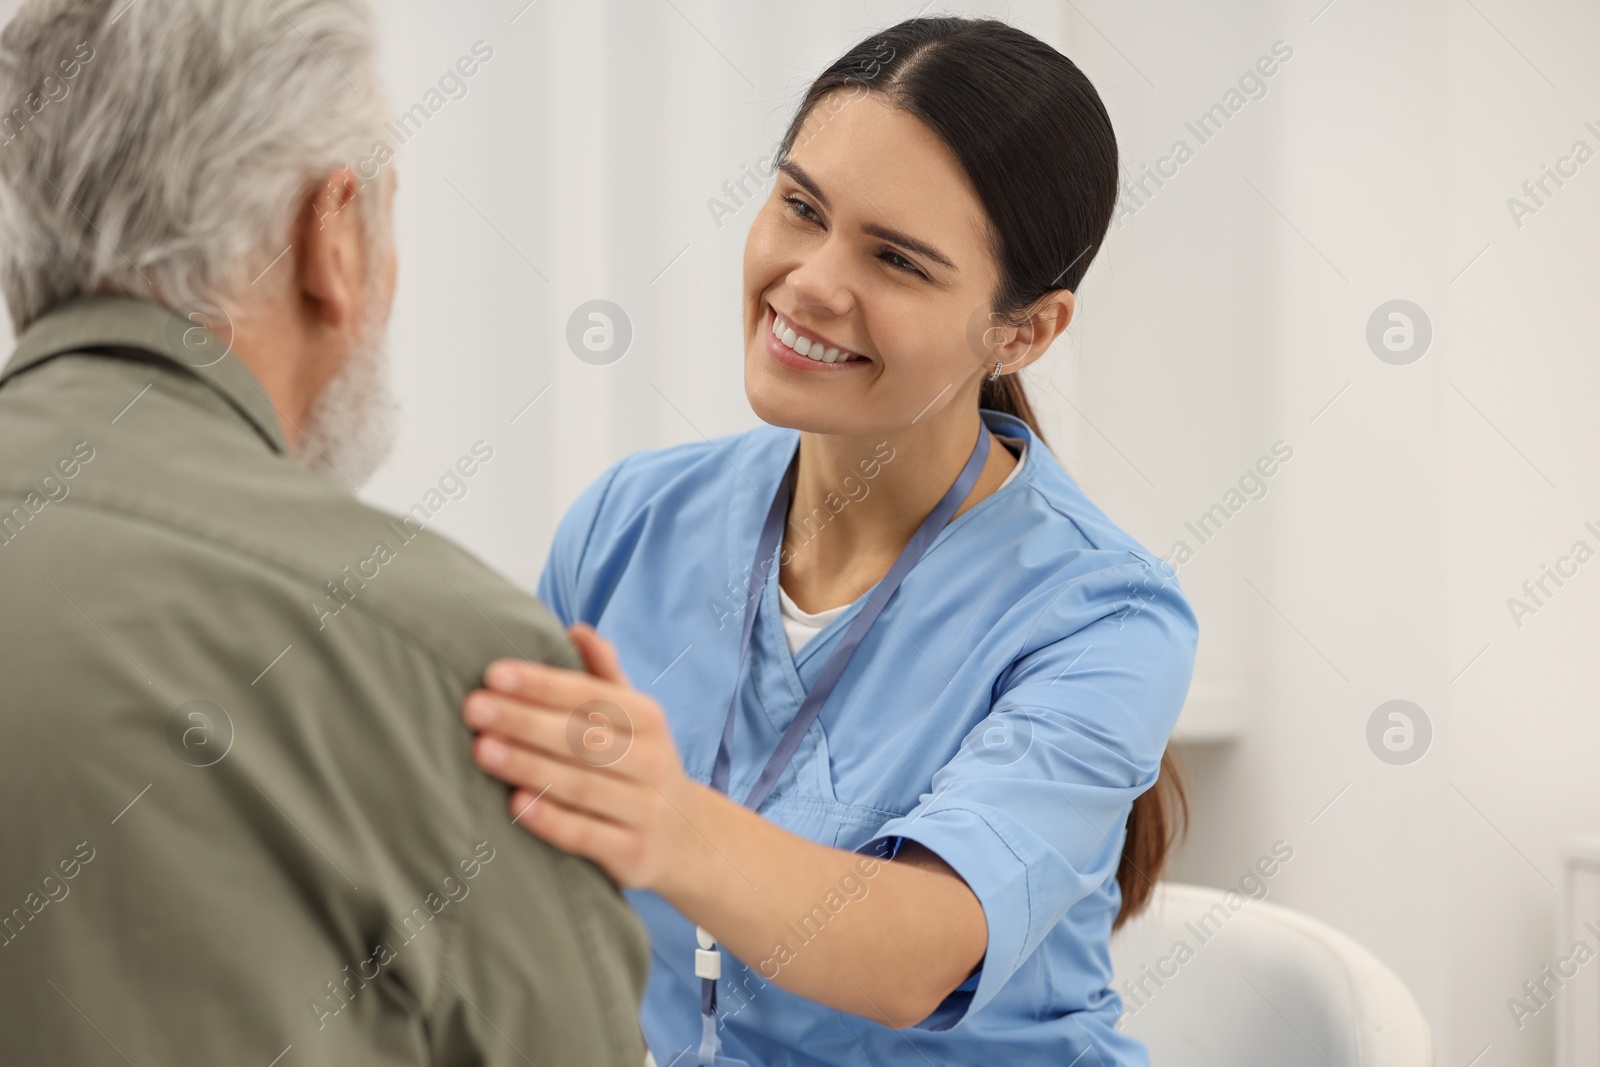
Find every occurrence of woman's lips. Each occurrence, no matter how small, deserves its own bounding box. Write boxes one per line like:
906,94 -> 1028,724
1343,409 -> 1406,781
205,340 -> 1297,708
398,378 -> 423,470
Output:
764,305 -> 870,372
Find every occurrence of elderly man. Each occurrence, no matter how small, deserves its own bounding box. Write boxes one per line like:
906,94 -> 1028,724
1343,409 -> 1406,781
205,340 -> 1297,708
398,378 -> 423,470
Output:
0,1 -> 649,1064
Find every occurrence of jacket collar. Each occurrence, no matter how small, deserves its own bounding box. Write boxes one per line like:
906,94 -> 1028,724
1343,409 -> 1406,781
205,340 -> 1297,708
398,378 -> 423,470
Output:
0,295 -> 289,454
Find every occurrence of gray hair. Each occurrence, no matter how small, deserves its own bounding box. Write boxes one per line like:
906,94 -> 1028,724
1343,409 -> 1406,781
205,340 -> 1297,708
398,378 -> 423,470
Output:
0,0 -> 391,331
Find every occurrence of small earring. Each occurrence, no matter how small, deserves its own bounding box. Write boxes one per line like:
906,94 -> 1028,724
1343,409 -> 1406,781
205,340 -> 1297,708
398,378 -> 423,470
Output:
988,359 -> 1004,383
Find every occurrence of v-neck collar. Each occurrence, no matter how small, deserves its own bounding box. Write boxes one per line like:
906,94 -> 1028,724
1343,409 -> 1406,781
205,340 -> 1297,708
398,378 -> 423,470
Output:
743,408 -> 1040,686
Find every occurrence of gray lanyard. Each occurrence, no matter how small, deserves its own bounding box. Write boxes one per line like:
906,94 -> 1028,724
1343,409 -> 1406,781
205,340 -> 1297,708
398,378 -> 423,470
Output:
693,424 -> 992,1066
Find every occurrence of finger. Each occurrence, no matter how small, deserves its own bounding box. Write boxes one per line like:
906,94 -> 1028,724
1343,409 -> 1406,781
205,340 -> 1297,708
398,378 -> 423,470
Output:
464,687 -> 643,771
483,656 -> 616,712
467,687 -> 659,780
569,623 -> 631,686
475,735 -> 642,824
509,788 -> 639,874
464,691 -> 570,756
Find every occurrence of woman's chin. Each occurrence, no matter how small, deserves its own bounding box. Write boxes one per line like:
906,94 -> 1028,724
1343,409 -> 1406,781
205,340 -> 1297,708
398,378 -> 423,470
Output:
745,378 -> 803,430
747,378 -> 832,433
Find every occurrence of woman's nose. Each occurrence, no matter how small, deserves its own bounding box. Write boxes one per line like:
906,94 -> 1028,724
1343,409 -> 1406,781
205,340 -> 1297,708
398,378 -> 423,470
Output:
786,237 -> 856,318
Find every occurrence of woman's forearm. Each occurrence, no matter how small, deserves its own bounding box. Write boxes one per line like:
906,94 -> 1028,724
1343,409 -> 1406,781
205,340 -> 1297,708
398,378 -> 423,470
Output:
461,636 -> 987,1026
659,782 -> 987,1028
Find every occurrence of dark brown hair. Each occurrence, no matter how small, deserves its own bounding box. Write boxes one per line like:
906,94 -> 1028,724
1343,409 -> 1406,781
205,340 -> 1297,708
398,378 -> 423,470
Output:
777,16 -> 1186,928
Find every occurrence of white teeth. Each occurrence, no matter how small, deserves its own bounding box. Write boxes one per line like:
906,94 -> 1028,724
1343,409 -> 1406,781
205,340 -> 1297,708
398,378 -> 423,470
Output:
772,308 -> 857,363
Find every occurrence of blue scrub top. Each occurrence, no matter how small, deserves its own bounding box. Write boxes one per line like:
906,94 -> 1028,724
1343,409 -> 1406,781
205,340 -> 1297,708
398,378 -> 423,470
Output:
536,408 -> 1199,1067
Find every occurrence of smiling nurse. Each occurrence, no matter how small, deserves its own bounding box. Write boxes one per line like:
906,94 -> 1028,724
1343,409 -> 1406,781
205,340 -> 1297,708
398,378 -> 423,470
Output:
461,16 -> 1198,1067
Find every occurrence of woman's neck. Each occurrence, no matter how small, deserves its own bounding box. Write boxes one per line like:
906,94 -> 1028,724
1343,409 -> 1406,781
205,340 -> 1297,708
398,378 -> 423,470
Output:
779,406 -> 1017,614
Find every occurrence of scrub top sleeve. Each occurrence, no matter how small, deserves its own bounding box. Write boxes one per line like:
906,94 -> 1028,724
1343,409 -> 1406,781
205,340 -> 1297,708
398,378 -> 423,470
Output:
535,456 -> 632,629
855,556 -> 1199,1029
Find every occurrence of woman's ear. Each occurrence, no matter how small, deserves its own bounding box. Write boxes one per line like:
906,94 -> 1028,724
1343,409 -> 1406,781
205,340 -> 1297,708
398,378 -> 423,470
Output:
992,290 -> 1075,374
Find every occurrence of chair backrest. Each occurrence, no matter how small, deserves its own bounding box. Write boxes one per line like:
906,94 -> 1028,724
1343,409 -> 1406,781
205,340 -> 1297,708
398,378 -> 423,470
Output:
1109,883 -> 1433,1066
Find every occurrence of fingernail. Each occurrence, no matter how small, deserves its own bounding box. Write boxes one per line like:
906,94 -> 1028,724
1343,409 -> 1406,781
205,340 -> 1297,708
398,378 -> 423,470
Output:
487,663 -> 520,692
513,791 -> 541,820
478,737 -> 507,767
465,697 -> 497,728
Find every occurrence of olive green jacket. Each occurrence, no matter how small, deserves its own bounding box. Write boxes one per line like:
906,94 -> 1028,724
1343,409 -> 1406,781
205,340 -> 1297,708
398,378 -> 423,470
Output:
0,297 -> 650,1065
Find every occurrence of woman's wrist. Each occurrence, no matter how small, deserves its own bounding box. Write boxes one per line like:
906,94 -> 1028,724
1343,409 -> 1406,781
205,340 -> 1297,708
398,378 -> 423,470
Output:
650,778 -> 728,907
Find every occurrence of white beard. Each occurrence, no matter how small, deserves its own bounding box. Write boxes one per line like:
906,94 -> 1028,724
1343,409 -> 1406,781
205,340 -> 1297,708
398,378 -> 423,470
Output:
293,293 -> 399,489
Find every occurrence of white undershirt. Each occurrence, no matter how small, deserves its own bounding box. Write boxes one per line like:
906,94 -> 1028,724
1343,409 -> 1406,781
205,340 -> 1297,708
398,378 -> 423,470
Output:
776,436 -> 1027,655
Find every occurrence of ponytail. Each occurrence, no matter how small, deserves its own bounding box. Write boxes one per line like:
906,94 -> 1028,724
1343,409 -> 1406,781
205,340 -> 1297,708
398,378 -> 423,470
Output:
980,374 -> 1188,929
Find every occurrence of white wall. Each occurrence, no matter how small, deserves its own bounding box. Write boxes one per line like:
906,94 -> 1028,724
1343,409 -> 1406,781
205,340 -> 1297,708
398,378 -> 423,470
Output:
3,0 -> 1597,1062
1077,2 -> 1598,1063
1443,1 -> 1600,1061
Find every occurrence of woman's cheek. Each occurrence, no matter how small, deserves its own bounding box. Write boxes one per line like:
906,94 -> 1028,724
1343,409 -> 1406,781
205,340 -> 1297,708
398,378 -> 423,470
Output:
882,322 -> 938,378
744,205 -> 785,268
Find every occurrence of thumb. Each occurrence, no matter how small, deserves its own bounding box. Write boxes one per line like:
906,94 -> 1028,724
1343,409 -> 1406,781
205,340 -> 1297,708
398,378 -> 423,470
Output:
569,623 -> 630,685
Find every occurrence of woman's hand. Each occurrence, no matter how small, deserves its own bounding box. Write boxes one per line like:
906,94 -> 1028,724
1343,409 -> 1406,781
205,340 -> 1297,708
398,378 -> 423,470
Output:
464,625 -> 987,1026
462,623 -> 705,891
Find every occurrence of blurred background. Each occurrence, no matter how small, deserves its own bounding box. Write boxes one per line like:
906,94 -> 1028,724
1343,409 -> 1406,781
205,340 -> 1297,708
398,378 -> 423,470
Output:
4,0 -> 1595,1061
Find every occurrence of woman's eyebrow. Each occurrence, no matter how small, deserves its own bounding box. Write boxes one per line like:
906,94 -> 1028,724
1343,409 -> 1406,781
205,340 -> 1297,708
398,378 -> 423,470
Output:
780,160 -> 831,209
860,221 -> 956,271
779,160 -> 958,272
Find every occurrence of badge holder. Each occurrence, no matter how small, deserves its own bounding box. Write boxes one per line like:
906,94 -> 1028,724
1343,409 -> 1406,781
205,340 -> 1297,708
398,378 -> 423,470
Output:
695,925 -> 750,1067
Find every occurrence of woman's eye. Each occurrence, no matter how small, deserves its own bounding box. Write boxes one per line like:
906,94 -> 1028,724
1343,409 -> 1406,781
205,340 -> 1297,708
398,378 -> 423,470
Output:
881,249 -> 927,279
783,195 -> 822,225
779,195 -> 925,279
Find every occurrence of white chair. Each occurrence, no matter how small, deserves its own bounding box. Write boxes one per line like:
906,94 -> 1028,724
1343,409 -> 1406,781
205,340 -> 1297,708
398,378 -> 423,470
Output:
1109,883 -> 1433,1066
